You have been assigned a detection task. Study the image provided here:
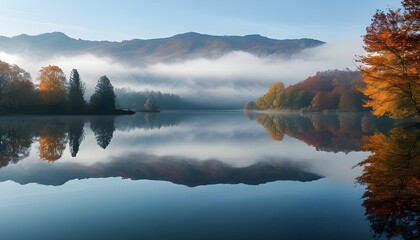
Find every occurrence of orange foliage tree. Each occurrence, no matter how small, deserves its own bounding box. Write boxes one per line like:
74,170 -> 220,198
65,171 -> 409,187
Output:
359,0 -> 420,119
37,65 -> 67,106
255,82 -> 285,109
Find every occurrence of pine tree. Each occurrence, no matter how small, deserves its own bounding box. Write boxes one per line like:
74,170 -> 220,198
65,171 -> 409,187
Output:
67,69 -> 86,113
89,76 -> 116,113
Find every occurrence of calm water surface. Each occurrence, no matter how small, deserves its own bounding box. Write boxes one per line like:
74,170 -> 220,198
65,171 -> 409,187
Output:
0,111 -> 417,240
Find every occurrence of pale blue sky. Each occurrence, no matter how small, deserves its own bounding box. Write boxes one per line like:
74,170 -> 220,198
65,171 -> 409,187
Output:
0,0 -> 401,41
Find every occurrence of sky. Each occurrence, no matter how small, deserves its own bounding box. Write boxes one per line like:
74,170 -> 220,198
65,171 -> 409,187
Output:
0,0 -> 401,41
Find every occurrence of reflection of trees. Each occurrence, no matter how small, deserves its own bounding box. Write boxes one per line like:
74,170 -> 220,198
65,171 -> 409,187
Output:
356,127 -> 419,239
254,113 -> 393,153
0,122 -> 33,167
38,122 -> 67,161
90,118 -> 115,149
256,115 -> 284,141
68,120 -> 85,157
114,112 -> 182,131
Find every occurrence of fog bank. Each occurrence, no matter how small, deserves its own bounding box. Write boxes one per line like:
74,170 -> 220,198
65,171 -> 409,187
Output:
0,37 -> 364,108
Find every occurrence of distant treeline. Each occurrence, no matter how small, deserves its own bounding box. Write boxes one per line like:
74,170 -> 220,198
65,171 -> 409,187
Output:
115,88 -> 182,110
0,59 -> 132,115
245,70 -> 367,112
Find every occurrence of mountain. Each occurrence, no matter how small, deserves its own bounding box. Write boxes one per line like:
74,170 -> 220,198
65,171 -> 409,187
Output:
0,32 -> 325,64
0,32 -> 107,54
245,70 -> 367,111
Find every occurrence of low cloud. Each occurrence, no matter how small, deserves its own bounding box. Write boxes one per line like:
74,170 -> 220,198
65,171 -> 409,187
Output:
0,37 -> 364,107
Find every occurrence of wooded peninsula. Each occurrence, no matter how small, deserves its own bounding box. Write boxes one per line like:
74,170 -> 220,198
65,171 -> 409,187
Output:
0,61 -> 133,115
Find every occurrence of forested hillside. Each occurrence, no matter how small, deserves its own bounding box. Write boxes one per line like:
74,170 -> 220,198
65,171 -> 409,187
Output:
245,70 -> 367,111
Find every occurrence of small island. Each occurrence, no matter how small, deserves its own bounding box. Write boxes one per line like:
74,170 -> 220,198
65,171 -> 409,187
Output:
0,61 -> 134,115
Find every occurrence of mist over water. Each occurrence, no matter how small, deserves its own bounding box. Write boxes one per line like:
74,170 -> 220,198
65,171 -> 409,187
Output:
0,38 -> 364,108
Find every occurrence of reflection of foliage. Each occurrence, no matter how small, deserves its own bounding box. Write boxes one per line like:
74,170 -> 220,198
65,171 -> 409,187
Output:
90,118 -> 115,149
357,127 -> 420,239
255,113 -> 393,153
0,122 -> 33,167
256,115 -> 284,141
68,120 -> 85,157
38,123 -> 68,161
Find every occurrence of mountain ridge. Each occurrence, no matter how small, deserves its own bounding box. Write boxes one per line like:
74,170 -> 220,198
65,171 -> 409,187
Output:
0,32 -> 325,64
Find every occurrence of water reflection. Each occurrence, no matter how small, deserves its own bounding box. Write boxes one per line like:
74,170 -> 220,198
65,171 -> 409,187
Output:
0,112 -> 177,164
68,120 -> 85,157
0,111 -> 416,239
0,112 -> 327,186
0,121 -> 32,167
247,112 -> 393,153
356,126 -> 420,240
0,154 -> 321,186
38,121 -> 68,161
90,117 -> 115,149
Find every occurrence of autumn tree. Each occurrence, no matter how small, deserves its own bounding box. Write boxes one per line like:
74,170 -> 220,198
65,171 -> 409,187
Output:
38,65 -> 67,107
67,69 -> 86,113
255,82 -> 285,109
0,60 -> 36,111
359,0 -> 420,119
89,76 -> 116,113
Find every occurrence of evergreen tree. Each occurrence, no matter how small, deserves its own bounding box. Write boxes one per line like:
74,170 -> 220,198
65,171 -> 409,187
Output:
67,69 -> 86,113
89,76 -> 116,113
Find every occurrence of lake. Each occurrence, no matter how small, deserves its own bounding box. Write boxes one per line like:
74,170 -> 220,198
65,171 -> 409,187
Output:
0,111 -> 417,240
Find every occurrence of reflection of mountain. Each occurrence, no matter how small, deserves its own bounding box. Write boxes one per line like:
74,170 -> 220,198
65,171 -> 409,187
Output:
250,112 -> 394,153
0,153 -> 322,187
356,126 -> 419,240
